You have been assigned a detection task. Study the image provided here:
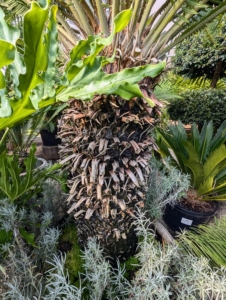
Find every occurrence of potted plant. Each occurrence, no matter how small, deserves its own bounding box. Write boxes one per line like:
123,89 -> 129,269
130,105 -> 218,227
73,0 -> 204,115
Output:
40,103 -> 67,147
39,104 -> 67,160
155,120 -> 226,231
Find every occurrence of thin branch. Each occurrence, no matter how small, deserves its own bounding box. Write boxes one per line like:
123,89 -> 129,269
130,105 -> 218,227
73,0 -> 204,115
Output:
57,25 -> 77,46
80,0 -> 97,30
112,0 -> 120,49
128,0 -> 142,40
147,0 -> 171,30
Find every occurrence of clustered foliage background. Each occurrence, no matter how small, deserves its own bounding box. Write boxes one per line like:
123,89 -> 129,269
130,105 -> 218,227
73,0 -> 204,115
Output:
167,89 -> 226,128
172,14 -> 226,88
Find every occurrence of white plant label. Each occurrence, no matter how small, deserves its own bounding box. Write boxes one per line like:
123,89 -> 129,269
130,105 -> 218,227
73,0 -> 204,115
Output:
181,217 -> 193,225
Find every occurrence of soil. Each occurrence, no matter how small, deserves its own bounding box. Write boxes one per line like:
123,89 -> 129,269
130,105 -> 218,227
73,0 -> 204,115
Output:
179,197 -> 217,213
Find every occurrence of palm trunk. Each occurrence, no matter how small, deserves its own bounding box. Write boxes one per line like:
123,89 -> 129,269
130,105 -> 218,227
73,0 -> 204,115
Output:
58,88 -> 161,259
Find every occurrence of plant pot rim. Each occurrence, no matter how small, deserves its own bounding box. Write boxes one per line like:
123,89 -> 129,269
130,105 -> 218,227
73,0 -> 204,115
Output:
20,156 -> 47,176
173,201 -> 218,217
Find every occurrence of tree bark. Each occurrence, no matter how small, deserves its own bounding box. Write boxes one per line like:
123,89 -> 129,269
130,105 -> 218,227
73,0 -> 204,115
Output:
211,60 -> 223,89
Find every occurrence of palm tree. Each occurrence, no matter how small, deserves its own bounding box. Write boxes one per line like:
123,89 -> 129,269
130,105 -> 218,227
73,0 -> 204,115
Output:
4,0 -> 226,259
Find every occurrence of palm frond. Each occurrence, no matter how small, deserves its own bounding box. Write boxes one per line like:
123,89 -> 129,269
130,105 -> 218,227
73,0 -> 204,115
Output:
160,2 -> 226,58
199,121 -> 213,163
182,141 -> 204,189
209,120 -> 226,154
2,0 -> 226,63
203,145 -> 226,180
178,217 -> 226,267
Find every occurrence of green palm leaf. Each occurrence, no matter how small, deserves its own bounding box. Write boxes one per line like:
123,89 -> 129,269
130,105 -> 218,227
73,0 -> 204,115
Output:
209,120 -> 226,154
182,141 -> 204,189
178,217 -> 226,267
199,120 -> 213,163
203,145 -> 226,180
156,127 -> 188,172
191,123 -> 201,155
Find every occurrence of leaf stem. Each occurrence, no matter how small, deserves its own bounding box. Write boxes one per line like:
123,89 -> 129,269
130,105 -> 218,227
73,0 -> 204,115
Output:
0,127 -> 10,150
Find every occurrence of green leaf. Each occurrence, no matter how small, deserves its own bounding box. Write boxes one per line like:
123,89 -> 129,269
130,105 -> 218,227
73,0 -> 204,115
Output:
18,1 -> 49,95
199,121 -> 213,163
0,144 -> 64,201
19,227 -> 37,247
191,123 -> 200,155
0,90 -> 11,117
57,62 -> 165,103
0,39 -> 15,68
203,145 -> 226,180
209,120 -> 226,154
113,8 -> 132,33
30,5 -> 58,108
0,5 -> 165,130
0,8 -> 25,97
0,229 -> 12,245
178,217 -> 226,267
0,264 -> 6,276
156,125 -> 188,172
183,153 -> 204,190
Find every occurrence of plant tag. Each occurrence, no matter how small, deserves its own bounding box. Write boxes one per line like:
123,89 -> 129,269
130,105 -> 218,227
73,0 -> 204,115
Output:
181,218 -> 193,226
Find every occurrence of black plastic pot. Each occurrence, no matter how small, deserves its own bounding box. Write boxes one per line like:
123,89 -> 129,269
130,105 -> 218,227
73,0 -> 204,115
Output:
163,202 -> 218,231
40,129 -> 61,146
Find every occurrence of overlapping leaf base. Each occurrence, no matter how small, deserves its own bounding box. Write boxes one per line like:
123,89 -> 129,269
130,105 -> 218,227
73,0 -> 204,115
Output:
59,95 -> 160,259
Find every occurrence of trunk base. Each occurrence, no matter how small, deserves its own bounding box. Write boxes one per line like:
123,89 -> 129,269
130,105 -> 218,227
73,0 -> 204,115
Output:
76,216 -> 138,261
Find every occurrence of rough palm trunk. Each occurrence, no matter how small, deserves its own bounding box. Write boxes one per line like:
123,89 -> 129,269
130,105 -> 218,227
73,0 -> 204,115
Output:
58,82 -> 161,259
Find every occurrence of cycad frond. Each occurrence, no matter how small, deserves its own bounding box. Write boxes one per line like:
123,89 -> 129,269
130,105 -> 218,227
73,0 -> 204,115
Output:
203,145 -> 226,180
199,121 -> 213,163
161,2 -> 226,58
1,0 -> 226,62
209,120 -> 226,154
178,217 -> 226,267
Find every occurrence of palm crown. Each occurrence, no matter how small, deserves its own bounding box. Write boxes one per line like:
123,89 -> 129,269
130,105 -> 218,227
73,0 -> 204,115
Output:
2,0 -> 226,63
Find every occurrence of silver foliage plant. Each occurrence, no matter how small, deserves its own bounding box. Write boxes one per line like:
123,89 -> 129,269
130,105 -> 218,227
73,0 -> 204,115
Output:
146,157 -> 190,220
80,210 -> 226,300
1,200 -> 226,299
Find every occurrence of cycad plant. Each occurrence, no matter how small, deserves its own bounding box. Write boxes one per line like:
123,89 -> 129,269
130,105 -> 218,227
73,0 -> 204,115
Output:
156,120 -> 226,201
56,1 -> 226,257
